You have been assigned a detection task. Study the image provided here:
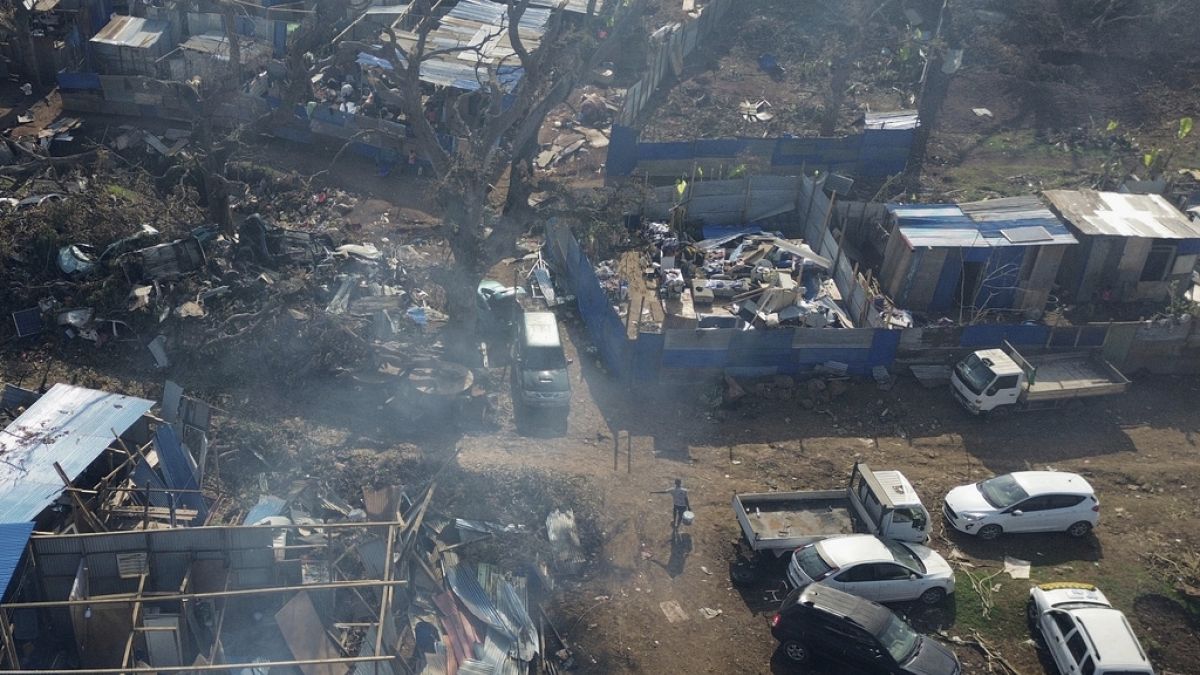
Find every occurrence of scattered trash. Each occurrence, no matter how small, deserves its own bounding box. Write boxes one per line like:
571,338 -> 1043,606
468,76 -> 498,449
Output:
738,99 -> 775,122
1004,556 -> 1031,580
699,607 -> 722,619
757,53 -> 784,77
972,107 -> 994,118
12,307 -> 43,338
659,600 -> 689,623
147,335 -> 170,368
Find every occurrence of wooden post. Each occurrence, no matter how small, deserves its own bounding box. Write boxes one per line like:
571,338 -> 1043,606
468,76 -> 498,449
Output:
0,655 -> 398,673
613,431 -> 619,472
0,580 -> 410,610
206,571 -> 231,664
0,610 -> 20,669
627,432 -> 632,474
831,217 -> 848,280
120,573 -> 149,672
374,524 -> 396,658
800,173 -> 818,241
818,192 -> 839,257
53,462 -> 107,532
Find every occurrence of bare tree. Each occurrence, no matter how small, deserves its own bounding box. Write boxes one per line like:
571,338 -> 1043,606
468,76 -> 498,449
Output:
343,0 -> 620,326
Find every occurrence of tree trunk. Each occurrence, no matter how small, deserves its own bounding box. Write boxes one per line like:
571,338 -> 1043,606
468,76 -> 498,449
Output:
439,177 -> 489,325
821,51 -> 852,137
504,133 -> 539,214
905,0 -> 957,190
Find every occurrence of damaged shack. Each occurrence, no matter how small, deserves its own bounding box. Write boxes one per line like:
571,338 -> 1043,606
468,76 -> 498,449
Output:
879,196 -> 1077,319
1045,189 -> 1200,304
0,383 -> 207,533
0,480 -> 565,674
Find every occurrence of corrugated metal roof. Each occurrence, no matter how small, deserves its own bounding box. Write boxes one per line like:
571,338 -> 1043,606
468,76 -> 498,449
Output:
1044,189 -> 1200,239
0,522 -> 34,600
529,0 -> 597,14
446,562 -> 514,635
384,0 -> 550,91
0,384 -> 154,523
890,196 -> 1077,249
863,110 -> 919,130
180,34 -> 274,62
91,15 -> 169,49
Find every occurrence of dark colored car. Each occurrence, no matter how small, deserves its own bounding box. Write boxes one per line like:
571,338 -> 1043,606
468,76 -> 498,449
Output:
770,583 -> 960,674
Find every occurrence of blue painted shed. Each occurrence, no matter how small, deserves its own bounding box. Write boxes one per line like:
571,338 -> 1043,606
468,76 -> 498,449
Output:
0,384 -> 154,525
0,522 -> 34,601
879,196 -> 1078,318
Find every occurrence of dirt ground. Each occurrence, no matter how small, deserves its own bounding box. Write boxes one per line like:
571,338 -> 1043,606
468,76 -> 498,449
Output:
10,296 -> 1198,674
624,0 -> 1200,203
638,0 -> 920,142
454,319 -> 1200,674
4,2 -> 1200,672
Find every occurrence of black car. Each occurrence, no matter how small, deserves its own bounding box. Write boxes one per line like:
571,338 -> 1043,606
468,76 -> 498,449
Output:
770,583 -> 960,674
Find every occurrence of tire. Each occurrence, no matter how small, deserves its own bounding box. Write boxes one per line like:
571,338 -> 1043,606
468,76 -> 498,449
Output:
730,563 -> 758,587
1066,521 -> 1092,538
780,640 -> 810,664
977,524 -> 1002,540
1027,601 -> 1047,649
919,587 -> 946,606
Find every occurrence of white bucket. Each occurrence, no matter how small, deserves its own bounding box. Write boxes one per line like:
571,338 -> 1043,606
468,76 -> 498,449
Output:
681,510 -> 695,526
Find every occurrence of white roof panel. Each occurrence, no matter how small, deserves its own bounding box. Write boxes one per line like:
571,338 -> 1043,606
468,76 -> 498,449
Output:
1045,189 -> 1200,239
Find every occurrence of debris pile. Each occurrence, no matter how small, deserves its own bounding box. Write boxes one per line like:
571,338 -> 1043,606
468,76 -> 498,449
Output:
2,168 -> 468,407
625,223 -> 856,330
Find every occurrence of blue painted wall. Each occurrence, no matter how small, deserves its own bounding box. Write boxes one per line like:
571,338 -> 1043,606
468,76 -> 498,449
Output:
608,125 -> 913,178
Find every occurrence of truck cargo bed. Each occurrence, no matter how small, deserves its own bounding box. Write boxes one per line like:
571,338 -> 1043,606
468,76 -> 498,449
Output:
735,491 -> 858,549
1022,353 -> 1130,401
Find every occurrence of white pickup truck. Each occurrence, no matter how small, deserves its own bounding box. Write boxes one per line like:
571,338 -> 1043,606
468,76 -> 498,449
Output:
951,341 -> 1130,415
730,464 -> 931,584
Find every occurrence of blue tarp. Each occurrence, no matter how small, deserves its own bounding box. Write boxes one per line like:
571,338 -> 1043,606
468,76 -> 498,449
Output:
0,522 -> 34,601
154,424 -> 207,524
243,495 -> 288,525
700,224 -> 763,240
57,71 -> 102,90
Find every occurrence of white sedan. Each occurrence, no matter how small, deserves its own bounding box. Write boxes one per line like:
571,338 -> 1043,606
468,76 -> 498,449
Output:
1028,582 -> 1154,675
943,471 -> 1099,540
786,534 -> 955,605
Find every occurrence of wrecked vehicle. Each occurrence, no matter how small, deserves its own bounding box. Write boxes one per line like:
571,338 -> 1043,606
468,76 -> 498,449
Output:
240,213 -> 333,267
477,278 -> 526,336
57,224 -> 162,276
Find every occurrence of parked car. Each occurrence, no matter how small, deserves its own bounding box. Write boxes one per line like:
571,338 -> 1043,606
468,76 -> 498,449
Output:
1027,582 -> 1154,675
943,471 -> 1098,540
786,534 -> 954,605
771,583 -> 960,674
731,463 -> 933,584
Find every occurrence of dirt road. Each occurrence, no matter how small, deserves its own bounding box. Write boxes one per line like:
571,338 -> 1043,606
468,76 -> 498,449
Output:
454,318 -> 1200,674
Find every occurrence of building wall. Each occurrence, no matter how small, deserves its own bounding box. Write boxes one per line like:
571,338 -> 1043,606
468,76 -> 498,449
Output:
897,247 -> 947,311
1060,235 -> 1200,303
879,221 -> 908,295
1017,244 -> 1067,312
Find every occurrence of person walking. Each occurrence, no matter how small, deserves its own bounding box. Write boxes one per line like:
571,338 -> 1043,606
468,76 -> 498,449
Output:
652,479 -> 690,529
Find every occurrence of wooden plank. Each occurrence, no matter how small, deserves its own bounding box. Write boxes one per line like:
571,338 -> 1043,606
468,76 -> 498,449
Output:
275,592 -> 344,675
